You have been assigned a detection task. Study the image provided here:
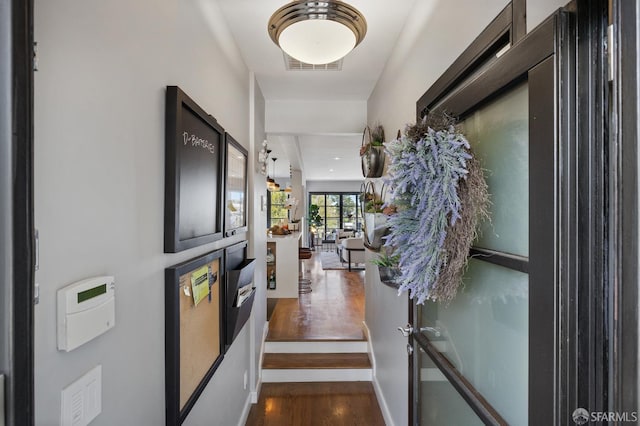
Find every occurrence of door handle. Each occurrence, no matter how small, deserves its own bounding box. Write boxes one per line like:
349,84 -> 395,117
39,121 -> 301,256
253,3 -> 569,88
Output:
397,323 -> 413,337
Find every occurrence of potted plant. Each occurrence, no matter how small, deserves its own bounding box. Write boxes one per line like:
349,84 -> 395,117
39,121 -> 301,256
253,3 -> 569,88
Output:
360,181 -> 392,252
371,251 -> 401,289
360,124 -> 386,178
308,203 -> 323,246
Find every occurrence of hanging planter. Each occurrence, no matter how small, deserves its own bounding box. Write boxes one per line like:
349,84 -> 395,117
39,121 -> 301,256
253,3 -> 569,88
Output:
371,250 -> 401,288
360,125 -> 386,178
384,114 -> 489,304
360,181 -> 390,251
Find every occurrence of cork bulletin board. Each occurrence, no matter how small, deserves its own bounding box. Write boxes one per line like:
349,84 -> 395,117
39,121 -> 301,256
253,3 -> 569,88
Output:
165,249 -> 225,425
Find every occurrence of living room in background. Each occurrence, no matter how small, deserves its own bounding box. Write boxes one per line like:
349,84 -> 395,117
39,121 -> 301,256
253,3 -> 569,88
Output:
308,192 -> 362,239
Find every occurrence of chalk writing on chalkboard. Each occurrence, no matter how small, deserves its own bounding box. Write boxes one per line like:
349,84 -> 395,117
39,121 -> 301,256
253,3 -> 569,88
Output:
183,131 -> 216,154
165,85 -> 225,253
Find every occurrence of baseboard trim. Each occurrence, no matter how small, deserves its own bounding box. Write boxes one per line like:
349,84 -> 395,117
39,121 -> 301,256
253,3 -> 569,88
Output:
251,322 -> 269,403
237,392 -> 252,426
363,321 -> 395,426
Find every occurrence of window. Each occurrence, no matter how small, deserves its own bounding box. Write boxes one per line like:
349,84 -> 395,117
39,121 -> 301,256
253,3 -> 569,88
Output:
308,192 -> 361,238
267,191 -> 288,228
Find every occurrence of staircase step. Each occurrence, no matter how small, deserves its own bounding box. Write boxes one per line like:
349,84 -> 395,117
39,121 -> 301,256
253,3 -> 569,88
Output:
264,340 -> 368,354
263,353 -> 371,370
261,368 -> 372,383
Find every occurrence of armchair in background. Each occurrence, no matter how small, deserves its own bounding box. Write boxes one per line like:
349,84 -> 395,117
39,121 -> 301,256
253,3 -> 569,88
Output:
334,229 -> 355,253
340,237 -> 365,271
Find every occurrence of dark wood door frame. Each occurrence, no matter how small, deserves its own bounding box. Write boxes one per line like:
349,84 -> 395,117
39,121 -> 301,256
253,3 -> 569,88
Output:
1,0 -> 35,424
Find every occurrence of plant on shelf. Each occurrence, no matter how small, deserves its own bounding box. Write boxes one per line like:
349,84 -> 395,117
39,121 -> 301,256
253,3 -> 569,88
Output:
365,199 -> 384,213
359,181 -> 392,252
360,123 -> 386,178
371,251 -> 401,289
384,113 -> 490,304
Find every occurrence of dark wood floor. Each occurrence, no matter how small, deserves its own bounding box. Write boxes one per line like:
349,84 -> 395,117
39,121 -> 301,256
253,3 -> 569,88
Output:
245,382 -> 385,426
266,251 -> 366,341
247,253 -> 385,426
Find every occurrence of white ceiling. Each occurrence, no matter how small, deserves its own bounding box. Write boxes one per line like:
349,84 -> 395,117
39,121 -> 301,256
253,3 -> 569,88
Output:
212,0 -> 418,181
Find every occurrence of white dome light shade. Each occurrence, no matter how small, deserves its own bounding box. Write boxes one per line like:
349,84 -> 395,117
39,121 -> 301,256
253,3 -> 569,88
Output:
268,1 -> 367,65
279,20 -> 356,64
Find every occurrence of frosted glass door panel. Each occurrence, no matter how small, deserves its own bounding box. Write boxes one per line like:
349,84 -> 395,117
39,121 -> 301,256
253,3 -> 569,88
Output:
420,259 -> 529,425
420,352 -> 484,426
460,83 -> 529,256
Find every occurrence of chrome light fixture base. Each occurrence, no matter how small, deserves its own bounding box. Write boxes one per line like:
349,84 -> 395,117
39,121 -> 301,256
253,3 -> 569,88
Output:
268,1 -> 367,65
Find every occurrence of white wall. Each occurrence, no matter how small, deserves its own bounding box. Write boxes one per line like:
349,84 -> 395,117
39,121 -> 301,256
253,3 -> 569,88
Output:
266,100 -> 367,134
365,0 -> 566,424
528,0 -> 569,33
306,180 -> 362,193
247,74 -> 268,403
33,1 -> 254,425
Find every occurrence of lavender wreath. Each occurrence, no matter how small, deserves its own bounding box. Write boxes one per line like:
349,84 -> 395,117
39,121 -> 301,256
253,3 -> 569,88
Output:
384,116 -> 489,303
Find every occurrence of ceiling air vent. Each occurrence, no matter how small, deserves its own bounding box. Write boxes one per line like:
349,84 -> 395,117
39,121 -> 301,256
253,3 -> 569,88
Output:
283,53 -> 343,71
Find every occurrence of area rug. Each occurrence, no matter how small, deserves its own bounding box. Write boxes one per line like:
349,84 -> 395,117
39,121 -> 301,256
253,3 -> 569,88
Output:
320,251 -> 364,271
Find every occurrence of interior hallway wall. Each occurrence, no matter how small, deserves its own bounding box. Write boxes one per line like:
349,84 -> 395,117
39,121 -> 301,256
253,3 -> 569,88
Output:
33,0 -> 253,425
247,74 -> 267,403
365,0 -> 567,424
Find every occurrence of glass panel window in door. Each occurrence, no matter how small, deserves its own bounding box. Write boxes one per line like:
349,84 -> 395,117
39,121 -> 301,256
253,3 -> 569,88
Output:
419,349 -> 484,426
460,82 -> 529,257
420,259 -> 529,425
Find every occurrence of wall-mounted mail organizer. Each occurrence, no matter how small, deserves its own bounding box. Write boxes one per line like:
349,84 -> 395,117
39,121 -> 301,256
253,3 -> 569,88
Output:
224,241 -> 256,349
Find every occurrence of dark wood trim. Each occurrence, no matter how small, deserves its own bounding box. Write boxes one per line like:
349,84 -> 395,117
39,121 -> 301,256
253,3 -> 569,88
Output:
417,4 -> 513,117
408,298 -> 416,426
569,1 -> 610,422
512,0 -> 527,43
469,247 -> 528,273
612,0 -> 639,416
414,332 -> 508,425
10,0 -> 35,424
428,15 -> 556,120
528,54 -> 558,426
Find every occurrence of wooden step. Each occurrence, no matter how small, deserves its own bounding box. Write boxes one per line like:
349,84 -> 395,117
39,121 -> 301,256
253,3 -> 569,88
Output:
263,353 -> 371,370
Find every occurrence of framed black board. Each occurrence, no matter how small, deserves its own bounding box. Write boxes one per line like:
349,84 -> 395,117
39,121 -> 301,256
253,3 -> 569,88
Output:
224,133 -> 248,237
165,86 -> 225,253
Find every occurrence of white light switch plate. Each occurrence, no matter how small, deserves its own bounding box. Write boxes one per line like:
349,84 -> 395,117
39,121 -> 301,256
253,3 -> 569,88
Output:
61,365 -> 101,426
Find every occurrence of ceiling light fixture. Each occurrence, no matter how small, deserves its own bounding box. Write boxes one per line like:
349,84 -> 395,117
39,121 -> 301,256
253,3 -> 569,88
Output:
268,1 -> 367,65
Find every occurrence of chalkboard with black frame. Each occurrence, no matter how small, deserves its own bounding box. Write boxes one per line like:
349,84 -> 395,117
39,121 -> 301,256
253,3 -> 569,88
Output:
165,86 -> 225,253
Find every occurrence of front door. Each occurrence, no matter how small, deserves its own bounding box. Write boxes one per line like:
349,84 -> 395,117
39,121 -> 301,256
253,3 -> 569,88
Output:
406,6 -> 592,425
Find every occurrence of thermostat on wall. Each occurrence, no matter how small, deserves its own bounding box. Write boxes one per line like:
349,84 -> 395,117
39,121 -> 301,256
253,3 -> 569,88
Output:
57,276 -> 115,352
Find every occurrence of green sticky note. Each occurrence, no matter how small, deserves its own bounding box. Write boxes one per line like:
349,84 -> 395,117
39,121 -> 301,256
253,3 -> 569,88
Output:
191,265 -> 210,306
